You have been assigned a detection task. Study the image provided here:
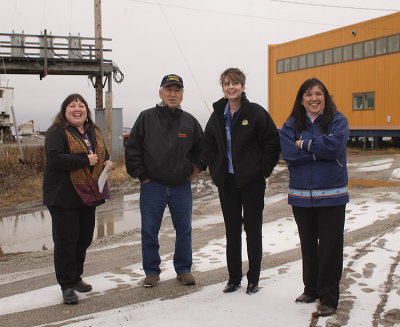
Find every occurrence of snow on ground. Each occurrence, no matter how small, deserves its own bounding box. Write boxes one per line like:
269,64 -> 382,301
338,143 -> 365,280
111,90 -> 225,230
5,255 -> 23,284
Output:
1,192 -> 400,327
33,227 -> 400,327
390,168 -> 400,181
347,158 -> 393,172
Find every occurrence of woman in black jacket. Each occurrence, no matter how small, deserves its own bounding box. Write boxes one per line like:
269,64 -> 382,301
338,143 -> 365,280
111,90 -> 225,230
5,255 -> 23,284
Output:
201,68 -> 280,294
43,94 -> 112,304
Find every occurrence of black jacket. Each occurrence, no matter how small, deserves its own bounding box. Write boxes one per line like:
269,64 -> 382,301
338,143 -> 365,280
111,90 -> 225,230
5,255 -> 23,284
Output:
200,94 -> 280,190
125,105 -> 203,186
43,126 -> 108,208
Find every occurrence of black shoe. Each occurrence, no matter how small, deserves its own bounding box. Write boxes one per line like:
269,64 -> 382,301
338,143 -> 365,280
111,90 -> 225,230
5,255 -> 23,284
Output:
246,283 -> 259,295
295,293 -> 317,303
73,280 -> 92,293
318,304 -> 336,316
223,283 -> 241,293
63,288 -> 78,305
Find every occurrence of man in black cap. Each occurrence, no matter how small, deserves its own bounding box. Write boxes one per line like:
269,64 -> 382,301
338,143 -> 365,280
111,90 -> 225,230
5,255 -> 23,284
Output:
125,74 -> 203,287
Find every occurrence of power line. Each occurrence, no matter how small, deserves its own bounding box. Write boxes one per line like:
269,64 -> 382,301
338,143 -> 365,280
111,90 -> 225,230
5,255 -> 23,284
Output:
155,0 -> 211,114
128,0 -> 340,27
40,0 -> 46,31
12,0 -> 18,31
266,0 -> 399,12
69,0 -> 73,33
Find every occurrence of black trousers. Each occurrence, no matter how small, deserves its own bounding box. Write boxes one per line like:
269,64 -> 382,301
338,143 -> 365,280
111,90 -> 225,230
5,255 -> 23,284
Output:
48,205 -> 96,290
219,174 -> 266,285
292,205 -> 346,308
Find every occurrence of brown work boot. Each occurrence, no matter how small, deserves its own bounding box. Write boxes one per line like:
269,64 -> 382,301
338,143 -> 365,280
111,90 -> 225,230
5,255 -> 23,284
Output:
142,274 -> 160,288
318,304 -> 336,316
177,272 -> 196,286
295,293 -> 317,303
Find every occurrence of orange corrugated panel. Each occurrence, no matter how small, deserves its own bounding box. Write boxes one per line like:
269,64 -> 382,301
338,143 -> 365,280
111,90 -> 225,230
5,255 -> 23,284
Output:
269,12 -> 400,131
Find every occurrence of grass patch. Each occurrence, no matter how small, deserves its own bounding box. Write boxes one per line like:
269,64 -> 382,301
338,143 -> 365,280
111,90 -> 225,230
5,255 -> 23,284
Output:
0,145 -> 133,208
108,156 -> 131,186
0,145 -> 45,207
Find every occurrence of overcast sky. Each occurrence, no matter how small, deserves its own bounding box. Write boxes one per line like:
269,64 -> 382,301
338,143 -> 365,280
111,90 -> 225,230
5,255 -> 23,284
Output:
0,0 -> 399,130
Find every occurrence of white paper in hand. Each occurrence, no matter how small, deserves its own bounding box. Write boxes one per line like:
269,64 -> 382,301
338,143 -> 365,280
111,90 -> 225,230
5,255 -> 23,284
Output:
98,160 -> 112,193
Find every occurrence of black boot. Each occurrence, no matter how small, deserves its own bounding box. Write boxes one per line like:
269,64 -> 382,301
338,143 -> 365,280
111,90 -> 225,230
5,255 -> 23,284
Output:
246,283 -> 259,295
62,288 -> 78,304
74,280 -> 92,293
223,283 -> 241,293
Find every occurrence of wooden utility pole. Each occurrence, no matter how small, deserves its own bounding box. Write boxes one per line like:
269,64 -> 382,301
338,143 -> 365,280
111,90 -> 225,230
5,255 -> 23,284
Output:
94,0 -> 103,109
94,0 -> 112,154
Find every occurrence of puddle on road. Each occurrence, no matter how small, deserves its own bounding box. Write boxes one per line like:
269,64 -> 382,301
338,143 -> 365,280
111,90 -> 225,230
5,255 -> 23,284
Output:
1,178 -> 397,256
0,194 -> 141,256
348,179 -> 398,188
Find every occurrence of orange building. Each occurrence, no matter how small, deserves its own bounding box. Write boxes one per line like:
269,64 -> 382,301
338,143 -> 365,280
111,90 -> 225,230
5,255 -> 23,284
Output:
268,12 -> 400,148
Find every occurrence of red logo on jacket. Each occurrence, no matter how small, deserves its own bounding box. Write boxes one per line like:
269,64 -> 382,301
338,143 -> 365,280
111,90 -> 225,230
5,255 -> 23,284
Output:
178,133 -> 187,138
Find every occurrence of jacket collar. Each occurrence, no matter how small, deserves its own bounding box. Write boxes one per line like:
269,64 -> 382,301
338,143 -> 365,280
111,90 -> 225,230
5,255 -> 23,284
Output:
156,103 -> 183,117
213,92 -> 249,115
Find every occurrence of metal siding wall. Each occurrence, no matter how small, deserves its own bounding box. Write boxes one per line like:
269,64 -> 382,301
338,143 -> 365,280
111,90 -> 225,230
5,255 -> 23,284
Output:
95,108 -> 124,160
269,12 -> 400,130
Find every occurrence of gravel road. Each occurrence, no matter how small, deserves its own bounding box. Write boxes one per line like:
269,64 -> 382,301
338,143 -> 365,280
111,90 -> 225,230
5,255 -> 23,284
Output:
1,150 -> 399,327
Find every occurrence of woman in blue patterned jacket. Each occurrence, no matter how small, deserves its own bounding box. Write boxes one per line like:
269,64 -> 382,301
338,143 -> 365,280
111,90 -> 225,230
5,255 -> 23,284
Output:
280,78 -> 349,317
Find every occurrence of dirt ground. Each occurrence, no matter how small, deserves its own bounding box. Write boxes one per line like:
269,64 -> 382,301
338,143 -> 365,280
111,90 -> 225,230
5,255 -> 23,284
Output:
0,150 -> 400,327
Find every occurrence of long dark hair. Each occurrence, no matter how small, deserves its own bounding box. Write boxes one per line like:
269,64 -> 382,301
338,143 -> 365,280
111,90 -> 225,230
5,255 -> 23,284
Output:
289,78 -> 337,134
48,93 -> 96,132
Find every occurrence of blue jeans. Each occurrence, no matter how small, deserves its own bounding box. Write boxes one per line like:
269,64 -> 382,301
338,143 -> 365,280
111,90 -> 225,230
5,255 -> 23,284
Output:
140,180 -> 193,275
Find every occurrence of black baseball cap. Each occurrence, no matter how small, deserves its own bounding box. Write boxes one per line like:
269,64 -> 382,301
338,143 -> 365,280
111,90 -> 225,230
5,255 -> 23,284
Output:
160,74 -> 184,88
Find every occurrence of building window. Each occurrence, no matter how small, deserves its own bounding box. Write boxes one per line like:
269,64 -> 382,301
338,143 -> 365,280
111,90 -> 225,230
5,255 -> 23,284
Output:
284,58 -> 291,72
364,40 -> 374,57
291,57 -> 298,71
353,94 -> 363,109
376,37 -> 386,55
324,49 -> 332,64
315,51 -> 323,66
333,47 -> 342,63
353,42 -> 363,59
277,60 -> 283,73
307,53 -> 315,67
276,32 -> 400,74
388,34 -> 399,53
0,90 -> 3,98
343,45 -> 352,61
365,92 -> 375,108
299,55 -> 306,69
353,92 -> 375,110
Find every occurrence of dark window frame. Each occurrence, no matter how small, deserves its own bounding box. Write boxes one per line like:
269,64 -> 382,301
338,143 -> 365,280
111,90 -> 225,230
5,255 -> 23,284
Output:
388,34 -> 400,53
333,46 -> 343,63
277,59 -> 284,73
364,92 -> 375,109
299,55 -> 307,69
353,42 -> 364,59
284,58 -> 291,72
352,92 -> 375,111
343,44 -> 353,61
324,49 -> 333,64
275,33 -> 400,74
315,51 -> 324,66
364,40 -> 375,58
306,53 -> 315,68
291,56 -> 299,71
375,37 -> 387,56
